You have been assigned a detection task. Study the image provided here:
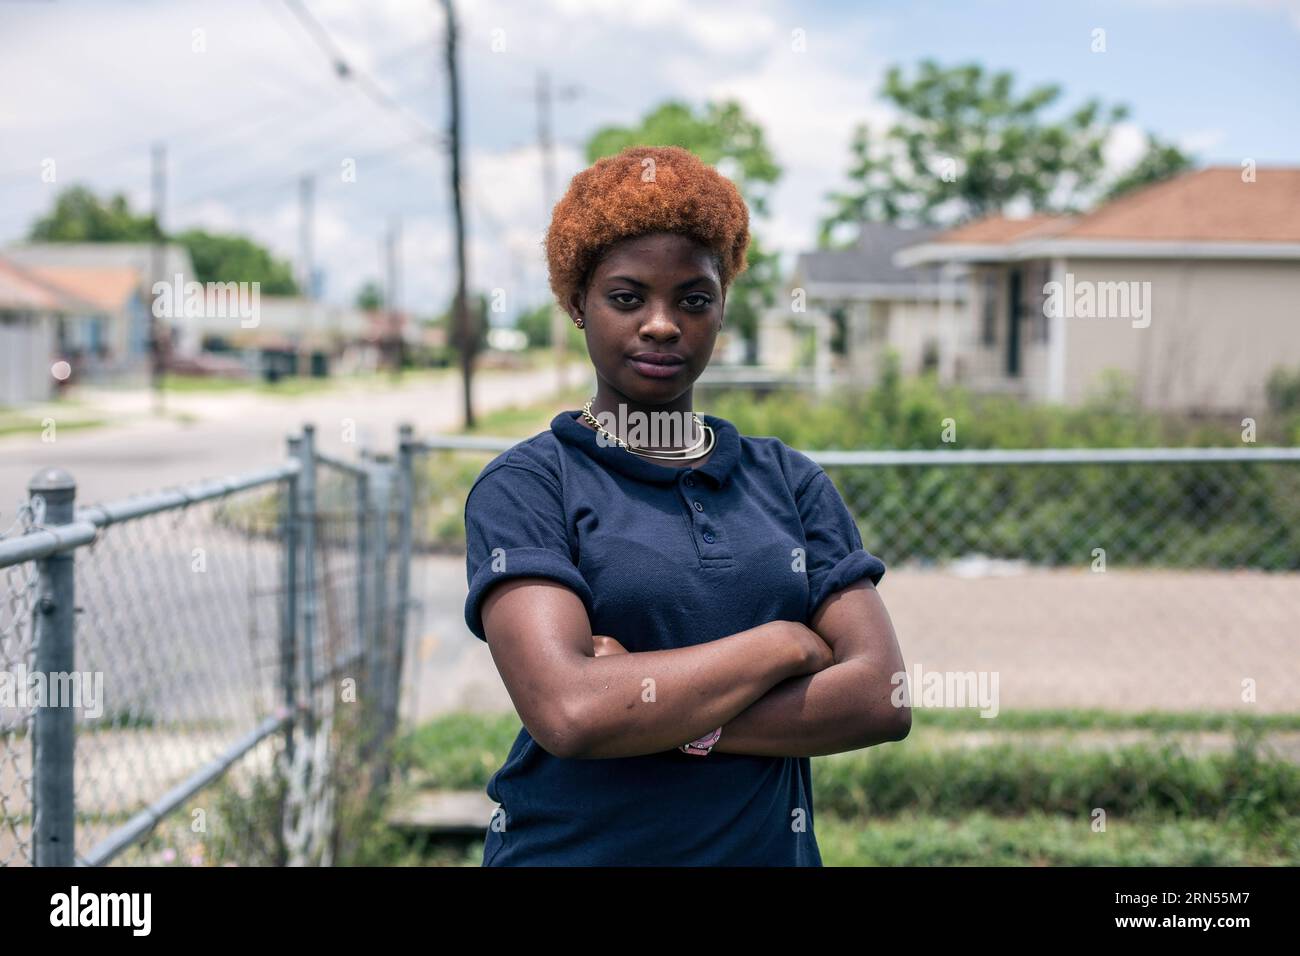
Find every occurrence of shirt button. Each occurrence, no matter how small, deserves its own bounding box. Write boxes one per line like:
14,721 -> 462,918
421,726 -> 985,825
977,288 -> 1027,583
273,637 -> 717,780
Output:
693,501 -> 704,512
702,531 -> 715,543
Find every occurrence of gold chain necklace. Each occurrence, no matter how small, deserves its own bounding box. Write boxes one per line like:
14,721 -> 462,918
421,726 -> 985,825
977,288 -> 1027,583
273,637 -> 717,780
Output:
581,396 -> 715,462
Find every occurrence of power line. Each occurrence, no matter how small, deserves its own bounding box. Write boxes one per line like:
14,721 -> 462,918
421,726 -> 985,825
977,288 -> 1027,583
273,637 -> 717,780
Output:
170,134 -> 438,213
277,0 -> 444,147
0,37 -> 435,188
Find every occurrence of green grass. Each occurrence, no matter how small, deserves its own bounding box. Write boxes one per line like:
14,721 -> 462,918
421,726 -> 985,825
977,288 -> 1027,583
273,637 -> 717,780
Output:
382,709 -> 1300,866
0,402 -> 106,437
815,810 -> 1300,866
812,734 -> 1299,825
453,382 -> 590,437
908,707 -> 1300,733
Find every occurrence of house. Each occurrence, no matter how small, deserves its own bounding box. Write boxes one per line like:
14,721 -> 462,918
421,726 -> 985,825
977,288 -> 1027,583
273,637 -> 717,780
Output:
782,223 -> 967,387
893,167 -> 1300,413
0,256 -> 99,404
3,242 -> 196,383
174,294 -> 414,377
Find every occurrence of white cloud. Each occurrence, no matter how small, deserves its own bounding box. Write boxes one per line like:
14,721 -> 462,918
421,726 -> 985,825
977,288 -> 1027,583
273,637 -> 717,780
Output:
1103,121 -> 1150,174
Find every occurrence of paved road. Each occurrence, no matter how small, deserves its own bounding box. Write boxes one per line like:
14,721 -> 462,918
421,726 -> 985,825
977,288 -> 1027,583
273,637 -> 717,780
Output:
0,364 -> 585,512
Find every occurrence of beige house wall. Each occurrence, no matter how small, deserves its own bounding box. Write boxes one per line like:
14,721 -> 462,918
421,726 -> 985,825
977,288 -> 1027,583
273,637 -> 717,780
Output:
846,297 -> 952,383
1060,258 -> 1300,413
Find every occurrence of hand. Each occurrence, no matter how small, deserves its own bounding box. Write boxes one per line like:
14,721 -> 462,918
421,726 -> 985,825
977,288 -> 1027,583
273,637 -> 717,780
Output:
592,634 -> 630,657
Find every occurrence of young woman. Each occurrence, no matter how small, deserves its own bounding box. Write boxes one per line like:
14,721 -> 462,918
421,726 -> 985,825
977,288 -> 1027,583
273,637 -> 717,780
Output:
463,145 -> 909,866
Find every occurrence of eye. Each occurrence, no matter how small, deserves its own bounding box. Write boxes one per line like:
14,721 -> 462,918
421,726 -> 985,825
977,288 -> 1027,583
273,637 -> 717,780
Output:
609,292 -> 640,307
682,293 -> 712,310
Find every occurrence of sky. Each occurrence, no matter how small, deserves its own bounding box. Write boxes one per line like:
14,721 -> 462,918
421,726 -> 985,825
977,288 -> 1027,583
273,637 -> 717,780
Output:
1,0 -> 1297,321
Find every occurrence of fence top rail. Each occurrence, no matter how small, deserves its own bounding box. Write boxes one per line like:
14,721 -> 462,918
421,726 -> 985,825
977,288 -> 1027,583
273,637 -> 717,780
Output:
408,433 -> 1300,465
407,434 -> 524,454
315,451 -> 370,481
809,447 -> 1300,466
75,460 -> 301,528
0,519 -> 98,567
0,461 -> 301,565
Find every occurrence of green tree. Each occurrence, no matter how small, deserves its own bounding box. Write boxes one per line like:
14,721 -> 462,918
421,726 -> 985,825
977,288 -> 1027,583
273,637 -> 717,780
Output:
515,301 -> 553,348
819,125 -> 904,247
820,60 -> 1137,237
28,186 -> 300,293
586,100 -> 782,363
172,229 -> 299,293
355,280 -> 384,310
29,184 -> 157,241
1102,132 -> 1194,203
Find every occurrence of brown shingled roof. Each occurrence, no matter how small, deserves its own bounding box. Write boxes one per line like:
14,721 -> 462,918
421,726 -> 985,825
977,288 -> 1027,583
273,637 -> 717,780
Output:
931,167 -> 1300,245
0,257 -> 95,312
27,265 -> 141,311
1057,166 -> 1300,242
934,213 -> 1065,244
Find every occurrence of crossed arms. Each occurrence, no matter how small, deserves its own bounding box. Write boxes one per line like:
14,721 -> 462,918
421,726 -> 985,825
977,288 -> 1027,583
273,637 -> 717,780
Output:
478,576 -> 910,760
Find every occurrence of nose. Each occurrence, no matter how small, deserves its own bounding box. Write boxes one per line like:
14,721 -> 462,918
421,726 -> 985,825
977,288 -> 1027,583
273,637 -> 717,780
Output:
638,301 -> 681,341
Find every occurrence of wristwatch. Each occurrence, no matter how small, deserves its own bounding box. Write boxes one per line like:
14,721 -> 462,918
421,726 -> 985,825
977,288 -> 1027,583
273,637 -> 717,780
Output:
680,726 -> 722,756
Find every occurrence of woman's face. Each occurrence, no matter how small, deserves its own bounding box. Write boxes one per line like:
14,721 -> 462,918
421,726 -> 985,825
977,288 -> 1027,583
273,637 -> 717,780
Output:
567,231 -> 724,406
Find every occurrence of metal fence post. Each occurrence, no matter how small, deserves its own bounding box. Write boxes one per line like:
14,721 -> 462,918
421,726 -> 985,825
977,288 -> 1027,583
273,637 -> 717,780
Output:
299,424 -> 318,739
366,454 -> 392,790
355,465 -> 370,682
393,424 -> 414,738
283,435 -> 302,764
30,468 -> 77,867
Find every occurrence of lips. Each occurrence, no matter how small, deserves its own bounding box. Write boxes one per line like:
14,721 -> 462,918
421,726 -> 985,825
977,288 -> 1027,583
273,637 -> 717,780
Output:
627,353 -> 686,378
628,352 -> 685,365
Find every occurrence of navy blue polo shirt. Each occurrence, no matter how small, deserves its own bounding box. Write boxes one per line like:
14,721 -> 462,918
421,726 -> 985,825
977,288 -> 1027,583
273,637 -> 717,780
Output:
462,408 -> 886,866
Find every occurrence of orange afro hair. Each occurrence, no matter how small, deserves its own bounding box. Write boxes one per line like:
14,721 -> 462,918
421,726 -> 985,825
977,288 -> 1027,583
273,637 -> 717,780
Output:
544,145 -> 750,310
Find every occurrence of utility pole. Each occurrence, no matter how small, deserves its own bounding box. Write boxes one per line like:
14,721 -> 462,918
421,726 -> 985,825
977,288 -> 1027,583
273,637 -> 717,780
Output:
535,71 -> 582,395
439,0 -> 473,428
298,174 -> 315,378
149,142 -> 166,414
385,216 -> 403,379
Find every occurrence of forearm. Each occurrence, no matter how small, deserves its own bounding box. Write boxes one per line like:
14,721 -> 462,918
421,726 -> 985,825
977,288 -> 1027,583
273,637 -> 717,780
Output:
568,623 -> 802,759
714,658 -> 905,758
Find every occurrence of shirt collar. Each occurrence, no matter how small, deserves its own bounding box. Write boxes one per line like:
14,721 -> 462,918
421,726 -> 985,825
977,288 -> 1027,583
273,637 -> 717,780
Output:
551,408 -> 741,488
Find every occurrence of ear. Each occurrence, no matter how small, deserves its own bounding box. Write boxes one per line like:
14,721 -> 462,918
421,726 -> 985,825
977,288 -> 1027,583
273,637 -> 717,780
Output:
566,289 -> 586,324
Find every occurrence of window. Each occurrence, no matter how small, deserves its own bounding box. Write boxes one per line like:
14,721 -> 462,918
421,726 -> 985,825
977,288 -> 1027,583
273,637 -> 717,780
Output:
921,338 -> 940,373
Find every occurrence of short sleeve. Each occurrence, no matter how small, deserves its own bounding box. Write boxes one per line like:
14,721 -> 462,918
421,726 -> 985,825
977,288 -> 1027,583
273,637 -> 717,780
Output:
463,463 -> 595,643
796,469 -> 886,619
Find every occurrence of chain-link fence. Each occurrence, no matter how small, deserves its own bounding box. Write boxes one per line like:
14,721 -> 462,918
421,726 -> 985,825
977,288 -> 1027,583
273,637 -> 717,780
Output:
816,447 -> 1300,715
7,425 -> 1295,866
0,424 -> 410,867
401,437 -> 1300,718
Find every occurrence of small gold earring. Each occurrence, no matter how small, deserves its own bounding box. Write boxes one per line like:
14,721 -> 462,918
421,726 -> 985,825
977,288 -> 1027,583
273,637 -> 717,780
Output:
574,317 -> 585,329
